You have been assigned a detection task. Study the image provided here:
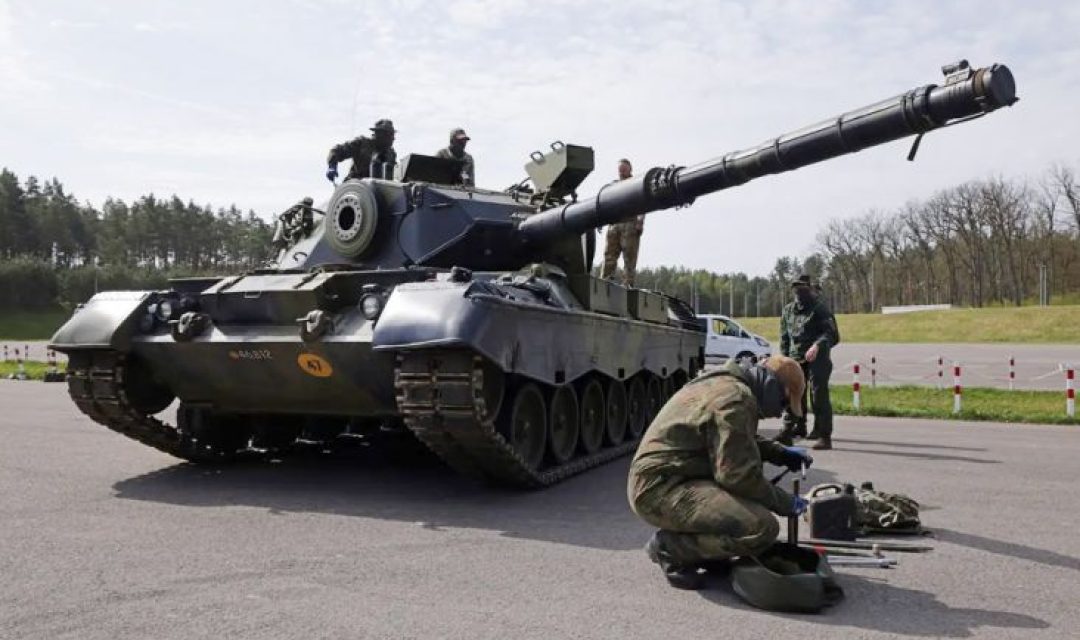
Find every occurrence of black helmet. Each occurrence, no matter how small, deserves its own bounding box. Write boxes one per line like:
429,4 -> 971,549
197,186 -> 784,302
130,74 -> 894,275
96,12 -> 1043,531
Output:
730,543 -> 844,613
370,119 -> 396,134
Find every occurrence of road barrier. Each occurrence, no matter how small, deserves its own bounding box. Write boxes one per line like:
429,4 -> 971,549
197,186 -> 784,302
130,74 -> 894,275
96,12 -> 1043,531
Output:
953,363 -> 962,414
852,363 -> 862,410
8,347 -> 28,381
871,356 -> 877,389
1068,367 -> 1076,419
937,356 -> 944,390
43,349 -> 64,383
1009,356 -> 1015,391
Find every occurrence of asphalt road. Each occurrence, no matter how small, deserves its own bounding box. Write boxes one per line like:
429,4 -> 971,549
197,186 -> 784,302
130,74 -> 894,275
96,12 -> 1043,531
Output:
2,381 -> 1078,639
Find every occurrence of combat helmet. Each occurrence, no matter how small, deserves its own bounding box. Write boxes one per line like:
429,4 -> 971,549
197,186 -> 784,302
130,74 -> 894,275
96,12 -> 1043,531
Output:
730,542 -> 844,613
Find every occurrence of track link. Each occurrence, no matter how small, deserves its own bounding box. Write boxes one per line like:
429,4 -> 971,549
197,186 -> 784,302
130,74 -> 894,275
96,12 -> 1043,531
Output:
66,350 -> 240,463
395,350 -> 638,488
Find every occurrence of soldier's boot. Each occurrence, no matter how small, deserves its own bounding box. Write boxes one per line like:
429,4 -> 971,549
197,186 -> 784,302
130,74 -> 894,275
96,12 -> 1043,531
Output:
645,531 -> 705,591
811,437 -> 833,450
804,429 -> 822,440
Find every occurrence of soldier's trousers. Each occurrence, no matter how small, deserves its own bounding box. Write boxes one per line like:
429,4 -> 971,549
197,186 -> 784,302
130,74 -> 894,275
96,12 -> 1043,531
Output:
631,479 -> 779,564
601,223 -> 641,286
783,357 -> 834,437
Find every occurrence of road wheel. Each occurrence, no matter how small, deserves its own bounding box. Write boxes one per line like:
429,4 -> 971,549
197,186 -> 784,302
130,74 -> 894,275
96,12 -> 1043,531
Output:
501,383 -> 547,471
626,377 -> 646,439
578,378 -> 605,455
547,385 -> 579,464
644,375 -> 663,426
604,378 -> 628,445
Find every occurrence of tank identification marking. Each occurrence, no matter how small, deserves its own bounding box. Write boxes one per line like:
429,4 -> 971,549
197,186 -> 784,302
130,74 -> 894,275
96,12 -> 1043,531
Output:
297,353 -> 333,378
228,349 -> 274,361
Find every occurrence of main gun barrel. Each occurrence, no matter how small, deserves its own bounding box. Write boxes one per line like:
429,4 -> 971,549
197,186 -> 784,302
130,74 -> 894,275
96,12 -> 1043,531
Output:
519,60 -> 1016,243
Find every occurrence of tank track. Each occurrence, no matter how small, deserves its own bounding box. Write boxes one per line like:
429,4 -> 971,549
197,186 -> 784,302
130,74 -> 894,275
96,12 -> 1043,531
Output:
65,350 -> 239,463
395,350 -> 638,488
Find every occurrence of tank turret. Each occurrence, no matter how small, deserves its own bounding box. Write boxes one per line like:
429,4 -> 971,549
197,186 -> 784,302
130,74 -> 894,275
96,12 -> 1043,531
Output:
278,60 -> 1014,278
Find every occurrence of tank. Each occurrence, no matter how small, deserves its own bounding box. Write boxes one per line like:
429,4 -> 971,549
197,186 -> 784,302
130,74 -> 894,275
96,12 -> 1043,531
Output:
50,60 -> 1017,487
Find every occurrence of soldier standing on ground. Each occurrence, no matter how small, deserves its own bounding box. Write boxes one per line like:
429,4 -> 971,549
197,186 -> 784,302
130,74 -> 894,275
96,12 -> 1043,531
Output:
435,128 -> 475,187
325,119 -> 398,182
775,274 -> 840,450
627,355 -> 813,590
600,159 -> 644,286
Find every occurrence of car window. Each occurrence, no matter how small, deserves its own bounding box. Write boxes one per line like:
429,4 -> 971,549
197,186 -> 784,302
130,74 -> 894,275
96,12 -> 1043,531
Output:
712,318 -> 740,337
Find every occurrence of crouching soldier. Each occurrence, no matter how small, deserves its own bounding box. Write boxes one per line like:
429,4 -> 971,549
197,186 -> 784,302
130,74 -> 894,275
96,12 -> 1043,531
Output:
627,356 -> 813,590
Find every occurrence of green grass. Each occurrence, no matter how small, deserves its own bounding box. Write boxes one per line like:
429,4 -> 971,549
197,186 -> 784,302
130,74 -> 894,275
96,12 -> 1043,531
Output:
0,360 -> 66,381
0,307 -> 71,340
739,305 -> 1080,344
830,384 -> 1078,425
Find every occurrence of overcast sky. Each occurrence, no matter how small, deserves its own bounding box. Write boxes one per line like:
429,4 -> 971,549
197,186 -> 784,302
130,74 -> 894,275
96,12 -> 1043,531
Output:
2,0 -> 1077,275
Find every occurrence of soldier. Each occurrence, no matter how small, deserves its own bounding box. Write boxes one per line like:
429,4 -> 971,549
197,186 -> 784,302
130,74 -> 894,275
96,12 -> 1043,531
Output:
776,274 -> 840,450
435,127 -> 475,187
325,118 -> 398,182
628,356 -> 813,590
600,159 -> 644,286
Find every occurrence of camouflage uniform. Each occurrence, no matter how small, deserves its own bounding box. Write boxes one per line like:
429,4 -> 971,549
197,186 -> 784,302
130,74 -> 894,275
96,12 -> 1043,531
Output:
627,359 -> 797,565
327,137 -> 397,180
779,296 -> 840,438
435,147 -> 475,187
600,216 -> 644,286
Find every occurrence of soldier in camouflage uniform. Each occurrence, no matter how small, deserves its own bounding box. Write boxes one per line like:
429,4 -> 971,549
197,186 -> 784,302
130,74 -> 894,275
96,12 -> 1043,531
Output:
628,355 -> 813,590
435,127 -> 475,187
325,119 -> 398,182
776,274 -> 840,450
600,159 -> 644,286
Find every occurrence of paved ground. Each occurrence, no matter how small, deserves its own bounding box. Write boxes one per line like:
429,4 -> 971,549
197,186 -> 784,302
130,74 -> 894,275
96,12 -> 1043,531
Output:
1,381 -> 1077,639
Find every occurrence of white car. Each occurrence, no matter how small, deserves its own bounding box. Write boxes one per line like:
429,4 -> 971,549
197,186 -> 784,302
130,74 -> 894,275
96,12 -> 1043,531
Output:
697,314 -> 772,365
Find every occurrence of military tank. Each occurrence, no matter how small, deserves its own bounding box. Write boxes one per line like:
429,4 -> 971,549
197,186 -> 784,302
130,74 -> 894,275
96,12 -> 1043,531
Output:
50,60 -> 1016,487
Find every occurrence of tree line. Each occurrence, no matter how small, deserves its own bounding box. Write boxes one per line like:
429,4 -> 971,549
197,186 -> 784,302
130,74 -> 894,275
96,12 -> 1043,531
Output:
0,168 -> 274,309
812,164 -> 1080,312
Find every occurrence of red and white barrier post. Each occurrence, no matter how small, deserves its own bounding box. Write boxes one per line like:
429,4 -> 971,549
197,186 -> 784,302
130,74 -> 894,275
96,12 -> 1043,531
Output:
1068,366 -> 1075,419
953,362 -> 962,414
2,345 -> 7,362
871,356 -> 877,389
853,363 -> 862,411
937,356 -> 944,390
12,347 -> 27,380
1009,356 -> 1015,391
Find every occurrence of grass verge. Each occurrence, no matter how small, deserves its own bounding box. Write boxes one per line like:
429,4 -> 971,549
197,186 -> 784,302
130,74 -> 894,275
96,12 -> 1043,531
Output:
739,305 -> 1080,344
0,307 -> 70,340
0,360 -> 66,381
830,385 -> 1078,425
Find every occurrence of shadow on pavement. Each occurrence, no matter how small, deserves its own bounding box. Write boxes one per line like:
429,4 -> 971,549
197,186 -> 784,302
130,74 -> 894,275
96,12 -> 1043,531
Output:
837,438 -> 987,453
696,572 -> 1049,637
934,528 -> 1080,572
112,437 -> 840,552
835,448 -> 1000,465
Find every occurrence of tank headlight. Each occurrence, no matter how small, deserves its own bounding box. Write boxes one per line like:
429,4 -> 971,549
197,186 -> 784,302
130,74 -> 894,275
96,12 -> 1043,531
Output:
360,294 -> 383,320
155,299 -> 176,322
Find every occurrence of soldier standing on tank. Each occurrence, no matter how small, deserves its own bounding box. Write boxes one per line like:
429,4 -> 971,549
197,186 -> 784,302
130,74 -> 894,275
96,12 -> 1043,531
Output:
628,356 -> 813,590
325,119 -> 398,182
775,274 -> 840,450
600,159 -> 644,286
435,127 -> 475,187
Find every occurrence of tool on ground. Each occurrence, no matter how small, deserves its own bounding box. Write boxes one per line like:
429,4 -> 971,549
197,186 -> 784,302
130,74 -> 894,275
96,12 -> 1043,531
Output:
806,483 -> 858,541
825,555 -> 897,568
803,538 -> 934,553
803,544 -> 884,558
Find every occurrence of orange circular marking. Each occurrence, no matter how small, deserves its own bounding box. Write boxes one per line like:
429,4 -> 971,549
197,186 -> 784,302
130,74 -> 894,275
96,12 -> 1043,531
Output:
297,353 -> 333,378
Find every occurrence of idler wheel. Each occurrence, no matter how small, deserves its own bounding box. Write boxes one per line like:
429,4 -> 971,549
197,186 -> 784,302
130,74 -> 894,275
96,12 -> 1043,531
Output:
578,378 -> 606,454
626,377 -> 646,439
604,378 -> 628,445
478,359 -> 506,422
644,375 -> 663,427
547,385 -> 579,465
500,383 -> 547,471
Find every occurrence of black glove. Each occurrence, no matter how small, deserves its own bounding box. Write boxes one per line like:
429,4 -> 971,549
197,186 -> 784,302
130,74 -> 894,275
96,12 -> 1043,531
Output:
326,166 -> 339,182
792,494 -> 809,516
780,446 -> 813,472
